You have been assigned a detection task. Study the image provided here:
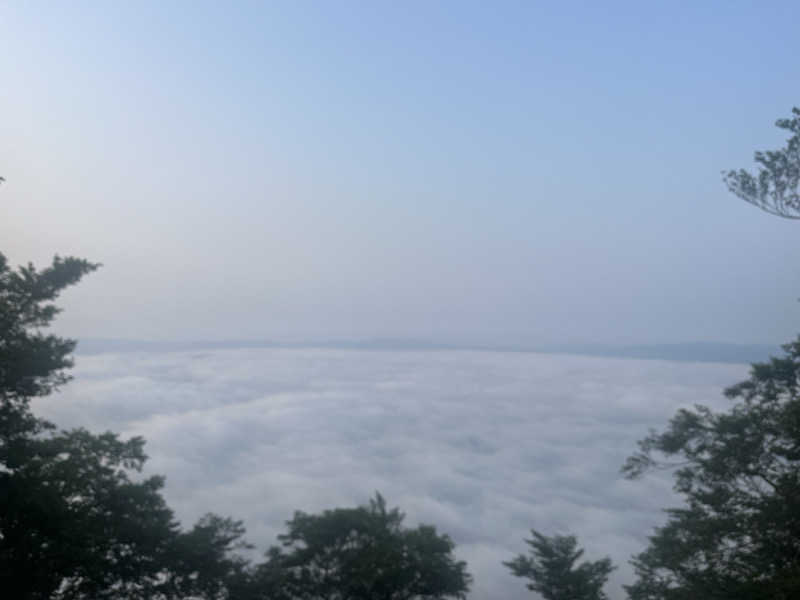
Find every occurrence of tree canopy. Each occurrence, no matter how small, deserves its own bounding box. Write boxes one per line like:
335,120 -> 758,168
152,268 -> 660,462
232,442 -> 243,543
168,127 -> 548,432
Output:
622,338 -> 800,600
0,252 -> 251,599
252,493 -> 472,600
723,107 -> 800,219
504,530 -> 614,600
0,253 -> 98,432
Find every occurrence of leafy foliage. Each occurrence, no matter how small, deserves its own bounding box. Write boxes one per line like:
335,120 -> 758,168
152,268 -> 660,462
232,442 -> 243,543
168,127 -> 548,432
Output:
723,107 -> 800,219
253,493 -> 472,600
165,514 -> 253,600
0,252 -> 250,599
504,530 -> 614,600
622,338 -> 800,600
0,253 -> 98,440
1,429 -> 179,599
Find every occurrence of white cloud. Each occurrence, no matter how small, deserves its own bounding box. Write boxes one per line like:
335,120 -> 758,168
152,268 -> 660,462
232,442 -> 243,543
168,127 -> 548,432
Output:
34,348 -> 747,600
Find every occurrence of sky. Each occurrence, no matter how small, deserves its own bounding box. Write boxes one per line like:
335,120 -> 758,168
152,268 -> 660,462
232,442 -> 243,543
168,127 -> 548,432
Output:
33,346 -> 748,600
3,1 -> 800,345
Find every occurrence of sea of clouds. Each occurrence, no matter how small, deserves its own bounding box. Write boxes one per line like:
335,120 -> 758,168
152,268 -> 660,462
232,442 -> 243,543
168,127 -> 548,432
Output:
32,347 -> 748,600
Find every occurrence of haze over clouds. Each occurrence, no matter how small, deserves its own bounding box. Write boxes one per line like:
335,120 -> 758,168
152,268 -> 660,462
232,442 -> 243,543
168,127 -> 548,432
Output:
35,347 -> 747,600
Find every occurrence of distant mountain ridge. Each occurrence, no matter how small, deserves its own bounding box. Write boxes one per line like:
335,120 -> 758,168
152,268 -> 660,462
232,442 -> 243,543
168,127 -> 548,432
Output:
535,342 -> 780,364
75,338 -> 780,364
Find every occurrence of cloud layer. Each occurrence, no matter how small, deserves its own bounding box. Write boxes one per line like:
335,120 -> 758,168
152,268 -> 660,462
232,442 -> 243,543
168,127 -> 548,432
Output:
34,348 -> 747,600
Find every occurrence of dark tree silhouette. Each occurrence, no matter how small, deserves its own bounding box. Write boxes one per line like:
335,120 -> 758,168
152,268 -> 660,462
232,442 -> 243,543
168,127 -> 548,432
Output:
623,338 -> 800,600
724,107 -> 800,219
504,530 -> 614,600
252,493 -> 472,600
0,252 -> 250,599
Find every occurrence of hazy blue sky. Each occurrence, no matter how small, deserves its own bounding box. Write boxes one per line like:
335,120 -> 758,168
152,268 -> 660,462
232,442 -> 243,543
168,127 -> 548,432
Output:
3,1 -> 800,344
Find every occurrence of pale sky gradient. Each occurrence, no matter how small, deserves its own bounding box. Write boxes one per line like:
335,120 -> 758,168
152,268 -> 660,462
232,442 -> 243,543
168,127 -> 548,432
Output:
2,1 -> 800,345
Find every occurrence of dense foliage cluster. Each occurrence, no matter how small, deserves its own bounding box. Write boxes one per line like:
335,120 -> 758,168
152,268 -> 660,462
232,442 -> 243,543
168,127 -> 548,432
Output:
250,494 -> 471,600
622,339 -> 800,600
504,531 -> 614,600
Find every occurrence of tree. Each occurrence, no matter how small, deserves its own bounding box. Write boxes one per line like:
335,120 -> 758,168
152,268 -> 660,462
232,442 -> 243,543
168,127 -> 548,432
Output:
723,107 -> 800,219
0,253 -> 99,440
622,338 -> 800,600
504,530 -> 614,600
251,493 -> 472,600
0,252 -> 252,599
165,514 -> 254,600
1,428 -> 180,599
